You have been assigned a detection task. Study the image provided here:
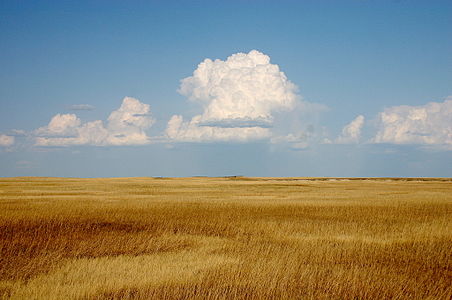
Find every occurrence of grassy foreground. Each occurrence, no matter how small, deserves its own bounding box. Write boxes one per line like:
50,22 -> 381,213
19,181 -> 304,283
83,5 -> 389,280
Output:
0,177 -> 451,299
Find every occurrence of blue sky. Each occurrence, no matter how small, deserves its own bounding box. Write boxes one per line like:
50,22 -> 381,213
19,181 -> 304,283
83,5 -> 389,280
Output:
0,0 -> 451,177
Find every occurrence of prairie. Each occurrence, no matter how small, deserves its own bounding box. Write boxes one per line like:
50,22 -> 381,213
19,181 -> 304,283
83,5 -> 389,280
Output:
0,177 -> 451,299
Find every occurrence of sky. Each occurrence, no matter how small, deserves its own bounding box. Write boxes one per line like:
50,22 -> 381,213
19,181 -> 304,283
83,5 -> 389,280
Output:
0,0 -> 451,177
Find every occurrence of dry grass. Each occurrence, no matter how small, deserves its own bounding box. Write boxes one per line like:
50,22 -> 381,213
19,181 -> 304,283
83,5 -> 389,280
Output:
0,177 -> 451,299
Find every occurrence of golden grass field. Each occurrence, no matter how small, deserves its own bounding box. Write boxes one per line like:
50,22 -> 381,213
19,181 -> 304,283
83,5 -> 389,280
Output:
0,177 -> 451,299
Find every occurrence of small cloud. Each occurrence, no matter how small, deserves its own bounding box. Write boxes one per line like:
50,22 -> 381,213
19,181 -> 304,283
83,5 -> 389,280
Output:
336,115 -> 365,144
69,104 -> 95,111
0,134 -> 15,147
372,97 -> 452,149
36,113 -> 81,137
35,97 -> 155,147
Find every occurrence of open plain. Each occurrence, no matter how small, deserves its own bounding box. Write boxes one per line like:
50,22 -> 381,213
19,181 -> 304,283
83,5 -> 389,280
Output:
0,177 -> 451,299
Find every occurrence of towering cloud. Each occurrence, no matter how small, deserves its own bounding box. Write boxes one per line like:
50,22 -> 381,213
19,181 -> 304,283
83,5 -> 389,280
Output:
0,134 -> 14,147
336,115 -> 365,144
167,50 -> 299,142
35,97 -> 154,146
373,98 -> 452,148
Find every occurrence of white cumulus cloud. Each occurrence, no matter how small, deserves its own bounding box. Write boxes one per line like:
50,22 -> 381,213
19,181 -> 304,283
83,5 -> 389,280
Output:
336,115 -> 365,144
35,97 -> 154,147
0,134 -> 15,147
36,114 -> 81,137
167,50 -> 299,142
372,98 -> 452,148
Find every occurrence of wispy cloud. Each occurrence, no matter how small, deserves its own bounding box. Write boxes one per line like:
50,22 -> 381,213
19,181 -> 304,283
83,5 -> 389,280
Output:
271,132 -> 310,150
198,117 -> 273,128
68,104 -> 95,111
10,129 -> 27,136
